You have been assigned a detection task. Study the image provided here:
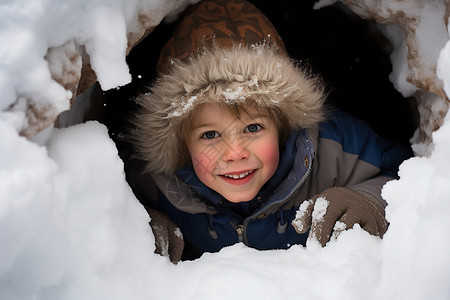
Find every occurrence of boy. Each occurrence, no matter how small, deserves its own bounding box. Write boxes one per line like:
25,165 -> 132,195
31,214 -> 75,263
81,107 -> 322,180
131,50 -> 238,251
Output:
127,0 -> 411,263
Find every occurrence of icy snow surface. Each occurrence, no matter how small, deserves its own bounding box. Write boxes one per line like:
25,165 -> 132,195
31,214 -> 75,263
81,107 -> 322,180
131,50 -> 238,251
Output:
1,0 -> 450,299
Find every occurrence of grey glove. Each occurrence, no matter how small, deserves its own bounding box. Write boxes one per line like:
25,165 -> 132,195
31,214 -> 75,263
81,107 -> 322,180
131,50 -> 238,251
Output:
146,207 -> 184,263
292,187 -> 388,246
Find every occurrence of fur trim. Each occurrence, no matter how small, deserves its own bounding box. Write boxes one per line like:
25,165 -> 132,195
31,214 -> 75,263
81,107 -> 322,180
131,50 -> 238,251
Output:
131,44 -> 326,174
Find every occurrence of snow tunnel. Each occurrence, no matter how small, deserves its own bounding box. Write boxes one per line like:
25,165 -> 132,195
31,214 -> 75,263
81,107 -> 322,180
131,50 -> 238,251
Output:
2,0 -> 450,299
55,0 -> 437,262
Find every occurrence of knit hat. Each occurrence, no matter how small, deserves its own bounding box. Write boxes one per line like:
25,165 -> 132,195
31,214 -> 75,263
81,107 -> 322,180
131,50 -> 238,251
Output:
131,0 -> 326,174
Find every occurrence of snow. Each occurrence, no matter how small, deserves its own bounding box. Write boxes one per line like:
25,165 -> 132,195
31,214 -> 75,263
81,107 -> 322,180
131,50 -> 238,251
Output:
1,0 -> 450,299
224,86 -> 245,101
169,95 -> 198,118
311,197 -> 329,222
84,6 -> 132,90
438,37 -> 450,97
292,199 -> 313,232
376,112 -> 450,299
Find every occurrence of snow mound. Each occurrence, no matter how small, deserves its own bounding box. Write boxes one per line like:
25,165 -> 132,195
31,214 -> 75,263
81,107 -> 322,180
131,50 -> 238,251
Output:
1,0 -> 450,299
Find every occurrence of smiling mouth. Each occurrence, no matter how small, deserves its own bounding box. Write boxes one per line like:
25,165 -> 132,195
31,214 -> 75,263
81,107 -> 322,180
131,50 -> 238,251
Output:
222,170 -> 254,179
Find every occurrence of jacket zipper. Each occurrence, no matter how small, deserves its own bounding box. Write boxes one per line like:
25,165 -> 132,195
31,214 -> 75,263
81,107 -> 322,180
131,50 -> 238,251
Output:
228,222 -> 245,243
240,143 -> 314,245
236,224 -> 244,242
230,132 -> 314,246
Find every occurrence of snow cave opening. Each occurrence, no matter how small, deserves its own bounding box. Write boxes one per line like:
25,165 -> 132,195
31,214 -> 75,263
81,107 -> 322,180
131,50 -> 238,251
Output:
54,0 -> 420,263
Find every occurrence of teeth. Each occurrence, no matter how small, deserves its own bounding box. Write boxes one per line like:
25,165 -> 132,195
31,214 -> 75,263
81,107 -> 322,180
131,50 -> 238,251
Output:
224,170 -> 253,179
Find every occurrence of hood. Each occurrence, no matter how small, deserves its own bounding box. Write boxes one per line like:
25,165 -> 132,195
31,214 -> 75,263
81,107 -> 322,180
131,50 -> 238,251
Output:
157,0 -> 287,73
131,0 -> 326,174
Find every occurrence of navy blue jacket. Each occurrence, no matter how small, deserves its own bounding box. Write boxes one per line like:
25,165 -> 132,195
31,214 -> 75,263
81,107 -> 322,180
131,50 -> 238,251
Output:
132,110 -> 412,253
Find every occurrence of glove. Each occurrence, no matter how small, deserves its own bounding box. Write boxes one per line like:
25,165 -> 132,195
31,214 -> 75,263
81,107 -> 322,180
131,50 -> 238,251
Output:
291,187 -> 388,246
146,207 -> 184,263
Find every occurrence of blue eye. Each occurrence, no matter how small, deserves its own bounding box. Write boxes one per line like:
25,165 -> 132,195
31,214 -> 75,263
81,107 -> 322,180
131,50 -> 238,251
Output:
245,124 -> 262,133
200,131 -> 219,139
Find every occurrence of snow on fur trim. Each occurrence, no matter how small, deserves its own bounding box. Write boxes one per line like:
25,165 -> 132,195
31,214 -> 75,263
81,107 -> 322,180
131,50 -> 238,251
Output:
132,44 -> 326,174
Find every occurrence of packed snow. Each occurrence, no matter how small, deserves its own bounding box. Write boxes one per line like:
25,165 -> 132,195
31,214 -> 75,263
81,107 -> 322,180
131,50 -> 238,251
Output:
1,0 -> 450,299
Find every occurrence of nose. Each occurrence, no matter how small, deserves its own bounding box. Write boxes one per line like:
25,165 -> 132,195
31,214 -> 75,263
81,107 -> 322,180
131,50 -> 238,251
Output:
221,139 -> 250,162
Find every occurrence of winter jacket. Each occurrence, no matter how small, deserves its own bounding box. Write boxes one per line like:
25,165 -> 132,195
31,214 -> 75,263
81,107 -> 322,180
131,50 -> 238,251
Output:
126,0 -> 412,253
128,109 -> 410,252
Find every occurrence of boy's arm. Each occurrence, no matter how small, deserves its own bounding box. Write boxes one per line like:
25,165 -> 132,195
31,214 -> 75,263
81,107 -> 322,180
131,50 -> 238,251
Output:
292,110 -> 412,246
350,175 -> 393,208
318,109 -> 412,201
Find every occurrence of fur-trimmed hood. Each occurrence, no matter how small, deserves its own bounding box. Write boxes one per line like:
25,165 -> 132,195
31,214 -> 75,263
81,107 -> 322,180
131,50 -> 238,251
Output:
131,0 -> 326,174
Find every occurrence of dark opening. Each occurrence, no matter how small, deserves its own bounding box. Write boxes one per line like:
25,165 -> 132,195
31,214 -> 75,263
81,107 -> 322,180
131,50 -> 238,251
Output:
247,0 -> 418,147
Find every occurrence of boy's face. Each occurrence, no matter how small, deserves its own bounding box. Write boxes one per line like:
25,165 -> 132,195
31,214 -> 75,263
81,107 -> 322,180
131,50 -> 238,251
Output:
186,102 -> 279,203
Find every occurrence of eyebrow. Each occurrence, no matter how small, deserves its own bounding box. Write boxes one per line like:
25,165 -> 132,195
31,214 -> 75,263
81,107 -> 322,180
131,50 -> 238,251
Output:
190,111 -> 270,131
191,123 -> 215,131
240,112 -> 270,121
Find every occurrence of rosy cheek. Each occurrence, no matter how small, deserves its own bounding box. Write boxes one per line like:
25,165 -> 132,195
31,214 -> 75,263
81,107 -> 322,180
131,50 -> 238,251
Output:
191,146 -> 220,178
258,142 -> 279,173
192,156 -> 212,178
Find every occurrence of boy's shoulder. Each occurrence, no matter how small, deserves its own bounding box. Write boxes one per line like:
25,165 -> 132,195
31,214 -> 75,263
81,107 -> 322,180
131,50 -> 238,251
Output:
318,109 -> 373,145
